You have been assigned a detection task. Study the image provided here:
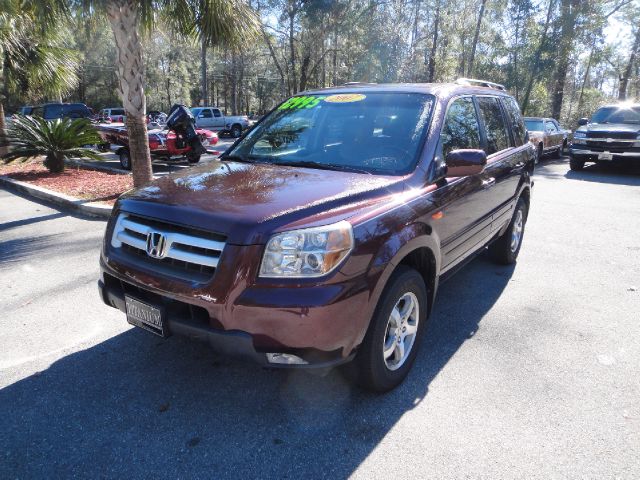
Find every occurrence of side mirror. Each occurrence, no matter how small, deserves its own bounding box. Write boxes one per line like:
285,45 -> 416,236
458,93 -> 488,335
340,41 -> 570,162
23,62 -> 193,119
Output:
578,118 -> 588,126
446,149 -> 487,177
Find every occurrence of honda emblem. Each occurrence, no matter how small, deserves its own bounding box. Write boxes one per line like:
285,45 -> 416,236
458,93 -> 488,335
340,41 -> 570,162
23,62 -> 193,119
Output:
146,232 -> 167,259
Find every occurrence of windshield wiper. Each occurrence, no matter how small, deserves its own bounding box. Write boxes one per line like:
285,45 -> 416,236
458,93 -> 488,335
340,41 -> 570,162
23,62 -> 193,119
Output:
220,154 -> 253,163
271,159 -> 372,175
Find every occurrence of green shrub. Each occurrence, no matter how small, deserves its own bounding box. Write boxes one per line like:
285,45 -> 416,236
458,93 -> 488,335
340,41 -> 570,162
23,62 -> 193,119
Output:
0,115 -> 102,173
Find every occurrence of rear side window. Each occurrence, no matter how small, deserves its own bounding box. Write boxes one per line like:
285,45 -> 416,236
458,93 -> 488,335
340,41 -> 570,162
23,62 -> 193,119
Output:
502,97 -> 527,146
477,97 -> 510,155
440,97 -> 481,157
63,105 -> 90,118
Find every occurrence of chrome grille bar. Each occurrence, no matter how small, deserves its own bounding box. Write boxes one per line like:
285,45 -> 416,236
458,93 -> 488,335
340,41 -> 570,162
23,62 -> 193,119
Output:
111,213 -> 224,270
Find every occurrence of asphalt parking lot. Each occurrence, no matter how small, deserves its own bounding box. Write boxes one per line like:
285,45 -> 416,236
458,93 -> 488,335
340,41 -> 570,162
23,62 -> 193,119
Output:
1,158 -> 639,478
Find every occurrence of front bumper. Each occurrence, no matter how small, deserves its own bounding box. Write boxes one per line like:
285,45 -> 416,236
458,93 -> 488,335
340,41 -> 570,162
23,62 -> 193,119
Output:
98,262 -> 362,369
570,148 -> 640,162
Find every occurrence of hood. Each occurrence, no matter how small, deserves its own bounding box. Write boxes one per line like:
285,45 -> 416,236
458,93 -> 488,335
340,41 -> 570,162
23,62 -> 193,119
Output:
577,123 -> 640,136
117,161 -> 406,244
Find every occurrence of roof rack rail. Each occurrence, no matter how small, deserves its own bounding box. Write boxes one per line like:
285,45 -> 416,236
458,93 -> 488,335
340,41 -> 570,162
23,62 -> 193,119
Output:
342,82 -> 377,87
455,78 -> 506,91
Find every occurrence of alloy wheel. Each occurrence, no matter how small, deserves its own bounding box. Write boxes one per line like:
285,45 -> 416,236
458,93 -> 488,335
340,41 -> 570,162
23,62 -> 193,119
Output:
383,292 -> 420,371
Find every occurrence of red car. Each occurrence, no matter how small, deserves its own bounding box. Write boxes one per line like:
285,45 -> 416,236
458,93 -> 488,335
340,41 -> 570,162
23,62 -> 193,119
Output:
97,124 -> 218,170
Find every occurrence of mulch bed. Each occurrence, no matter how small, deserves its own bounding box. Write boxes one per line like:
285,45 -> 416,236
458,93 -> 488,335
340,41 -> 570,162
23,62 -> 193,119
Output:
0,159 -> 132,205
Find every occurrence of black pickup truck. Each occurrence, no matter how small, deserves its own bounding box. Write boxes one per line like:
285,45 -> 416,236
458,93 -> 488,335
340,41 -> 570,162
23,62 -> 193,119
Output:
570,104 -> 640,170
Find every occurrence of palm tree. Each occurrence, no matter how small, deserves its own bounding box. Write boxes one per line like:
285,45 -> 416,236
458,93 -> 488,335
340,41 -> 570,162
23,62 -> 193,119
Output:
1,115 -> 102,173
0,1 -> 79,157
75,0 -> 260,187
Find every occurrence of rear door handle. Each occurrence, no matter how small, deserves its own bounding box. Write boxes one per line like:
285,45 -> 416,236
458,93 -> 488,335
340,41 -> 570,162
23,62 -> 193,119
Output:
482,177 -> 496,189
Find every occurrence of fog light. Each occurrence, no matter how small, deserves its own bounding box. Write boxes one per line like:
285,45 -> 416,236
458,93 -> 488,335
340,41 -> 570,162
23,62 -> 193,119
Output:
266,353 -> 309,365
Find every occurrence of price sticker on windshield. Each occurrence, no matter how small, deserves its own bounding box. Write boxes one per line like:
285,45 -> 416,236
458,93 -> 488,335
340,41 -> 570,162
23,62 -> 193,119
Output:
278,93 -> 367,110
278,96 -> 326,110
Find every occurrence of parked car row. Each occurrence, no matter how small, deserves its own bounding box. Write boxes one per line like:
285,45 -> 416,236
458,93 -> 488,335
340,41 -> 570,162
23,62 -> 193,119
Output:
13,102 -> 251,138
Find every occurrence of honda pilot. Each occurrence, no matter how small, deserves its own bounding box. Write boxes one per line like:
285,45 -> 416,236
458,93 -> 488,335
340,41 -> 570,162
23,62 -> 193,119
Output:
99,80 -> 535,392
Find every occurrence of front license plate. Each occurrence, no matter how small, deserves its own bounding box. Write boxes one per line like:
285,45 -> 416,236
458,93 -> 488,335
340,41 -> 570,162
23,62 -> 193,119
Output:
598,152 -> 613,161
125,295 -> 166,337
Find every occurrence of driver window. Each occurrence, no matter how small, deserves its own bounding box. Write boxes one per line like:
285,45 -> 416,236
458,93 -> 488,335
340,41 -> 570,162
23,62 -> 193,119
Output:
545,121 -> 556,132
213,109 -> 222,118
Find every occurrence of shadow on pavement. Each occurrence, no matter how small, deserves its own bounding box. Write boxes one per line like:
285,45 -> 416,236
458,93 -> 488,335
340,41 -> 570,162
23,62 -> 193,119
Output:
0,254 -> 514,478
564,162 -> 640,186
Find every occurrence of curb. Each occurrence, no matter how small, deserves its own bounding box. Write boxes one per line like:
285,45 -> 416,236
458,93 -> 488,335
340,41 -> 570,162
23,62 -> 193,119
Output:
0,175 -> 112,219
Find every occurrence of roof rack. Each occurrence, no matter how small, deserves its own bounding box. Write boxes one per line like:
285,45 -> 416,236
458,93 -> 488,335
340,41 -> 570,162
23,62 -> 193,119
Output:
455,78 -> 506,91
342,82 -> 377,87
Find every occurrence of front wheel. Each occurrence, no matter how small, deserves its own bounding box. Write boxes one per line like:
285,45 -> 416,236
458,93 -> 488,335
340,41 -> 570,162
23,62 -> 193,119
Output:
569,157 -> 585,171
349,266 -> 428,392
488,197 -> 528,265
118,148 -> 131,170
186,153 -> 201,164
536,144 -> 543,164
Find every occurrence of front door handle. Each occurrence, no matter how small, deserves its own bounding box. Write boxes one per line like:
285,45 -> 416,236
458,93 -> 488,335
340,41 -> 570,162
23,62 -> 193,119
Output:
482,177 -> 496,189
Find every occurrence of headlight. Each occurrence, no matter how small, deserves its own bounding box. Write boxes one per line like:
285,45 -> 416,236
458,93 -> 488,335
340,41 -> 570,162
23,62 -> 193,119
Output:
574,131 -> 586,138
260,221 -> 354,278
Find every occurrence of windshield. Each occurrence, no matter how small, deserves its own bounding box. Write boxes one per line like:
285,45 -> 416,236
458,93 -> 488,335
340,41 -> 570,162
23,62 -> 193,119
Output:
226,92 -> 434,175
524,119 -> 545,131
591,106 -> 640,124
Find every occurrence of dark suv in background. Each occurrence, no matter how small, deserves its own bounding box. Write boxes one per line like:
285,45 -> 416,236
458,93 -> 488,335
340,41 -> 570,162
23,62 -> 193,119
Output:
570,103 -> 640,170
99,79 -> 535,392
27,102 -> 94,120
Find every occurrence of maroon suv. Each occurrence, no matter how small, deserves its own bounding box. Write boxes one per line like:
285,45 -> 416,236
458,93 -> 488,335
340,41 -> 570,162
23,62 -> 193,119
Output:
99,80 -> 535,391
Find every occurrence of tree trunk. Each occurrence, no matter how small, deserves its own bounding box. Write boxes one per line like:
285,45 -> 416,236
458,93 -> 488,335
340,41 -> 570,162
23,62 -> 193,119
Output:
551,0 -> 580,120
0,103 -> 7,157
521,0 -> 555,114
106,0 -> 153,187
200,38 -> 208,105
618,27 -> 640,100
426,0 -> 440,82
44,152 -> 65,173
288,6 -> 297,94
467,0 -> 487,77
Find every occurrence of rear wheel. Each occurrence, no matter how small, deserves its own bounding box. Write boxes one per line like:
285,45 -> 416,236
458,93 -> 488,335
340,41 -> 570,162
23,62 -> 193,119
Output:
489,197 -> 528,265
349,266 -> 428,392
231,124 -> 242,138
569,157 -> 585,171
118,148 -> 131,170
98,142 -> 110,152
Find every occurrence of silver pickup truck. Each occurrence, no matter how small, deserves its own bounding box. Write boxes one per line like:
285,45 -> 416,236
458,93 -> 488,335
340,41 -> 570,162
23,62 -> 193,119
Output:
191,107 -> 249,138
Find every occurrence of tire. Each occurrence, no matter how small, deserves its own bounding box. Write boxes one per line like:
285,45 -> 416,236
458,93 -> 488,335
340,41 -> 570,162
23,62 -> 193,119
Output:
569,157 -> 585,171
187,153 -> 201,164
536,144 -> 543,164
488,197 -> 528,265
552,143 -> 562,158
118,148 -> 131,170
231,124 -> 242,138
561,139 -> 568,156
349,265 -> 428,393
98,142 -> 110,152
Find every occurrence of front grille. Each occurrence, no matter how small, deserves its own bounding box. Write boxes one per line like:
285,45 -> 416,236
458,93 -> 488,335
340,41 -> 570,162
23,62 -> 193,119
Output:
111,212 -> 226,282
585,139 -> 636,150
586,131 -> 638,140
